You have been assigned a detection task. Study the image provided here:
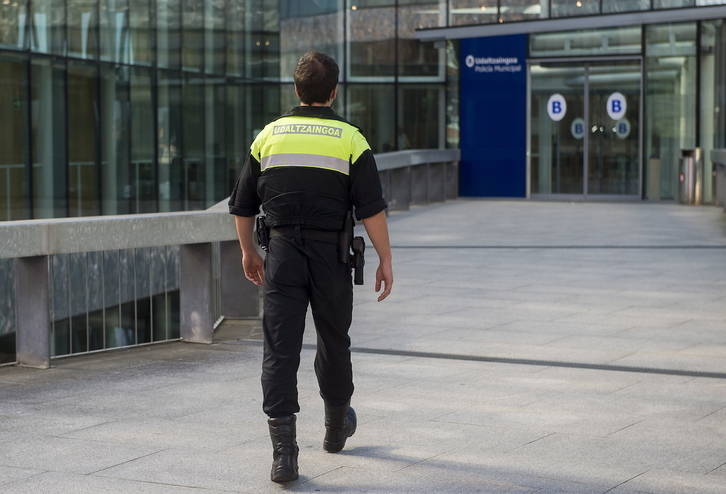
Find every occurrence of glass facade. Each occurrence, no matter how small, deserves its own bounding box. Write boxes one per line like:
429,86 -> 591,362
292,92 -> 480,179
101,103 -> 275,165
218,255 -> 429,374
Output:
0,0 -> 452,222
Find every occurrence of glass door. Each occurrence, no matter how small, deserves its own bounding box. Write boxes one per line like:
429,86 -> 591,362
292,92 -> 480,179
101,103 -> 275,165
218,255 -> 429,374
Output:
587,61 -> 641,197
529,59 -> 641,198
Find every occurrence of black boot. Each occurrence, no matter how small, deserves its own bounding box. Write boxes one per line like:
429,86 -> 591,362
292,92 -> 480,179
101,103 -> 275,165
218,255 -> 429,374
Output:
323,401 -> 357,453
268,415 -> 299,483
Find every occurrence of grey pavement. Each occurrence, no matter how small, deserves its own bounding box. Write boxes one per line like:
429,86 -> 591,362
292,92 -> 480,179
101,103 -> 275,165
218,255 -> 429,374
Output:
1,199 -> 726,493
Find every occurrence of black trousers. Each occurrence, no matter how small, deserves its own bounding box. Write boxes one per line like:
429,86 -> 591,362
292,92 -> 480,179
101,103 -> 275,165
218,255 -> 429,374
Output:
261,235 -> 354,418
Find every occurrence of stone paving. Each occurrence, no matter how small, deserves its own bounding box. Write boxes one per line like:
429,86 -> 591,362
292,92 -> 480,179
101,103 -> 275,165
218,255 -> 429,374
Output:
1,199 -> 725,493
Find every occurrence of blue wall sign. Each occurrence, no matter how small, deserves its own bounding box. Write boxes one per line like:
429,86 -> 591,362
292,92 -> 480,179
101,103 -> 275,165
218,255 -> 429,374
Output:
459,35 -> 527,197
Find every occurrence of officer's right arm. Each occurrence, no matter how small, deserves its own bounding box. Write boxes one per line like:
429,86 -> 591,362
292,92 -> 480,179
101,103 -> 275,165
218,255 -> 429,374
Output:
235,215 -> 264,286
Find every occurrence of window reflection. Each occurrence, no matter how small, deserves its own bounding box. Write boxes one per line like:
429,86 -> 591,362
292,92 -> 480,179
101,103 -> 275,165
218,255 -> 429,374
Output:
279,0 -> 343,81
399,85 -> 443,149
654,0 -> 696,8
100,0 -> 129,64
602,0 -> 650,13
530,26 -> 642,57
182,0 -> 203,72
30,0 -> 65,55
347,84 -> 394,153
0,0 -> 28,50
100,65 -> 131,215
68,0 -> 98,59
226,0 -> 247,76
644,22 -> 697,200
205,0 -> 225,74
348,1 -> 396,78
398,1 -> 443,77
129,0 -> 152,65
157,0 -> 181,69
450,0 -> 499,26
551,0 -> 599,18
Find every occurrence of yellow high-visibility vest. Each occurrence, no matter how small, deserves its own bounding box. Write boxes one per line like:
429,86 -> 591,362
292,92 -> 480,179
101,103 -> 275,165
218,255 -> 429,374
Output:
252,116 -> 370,176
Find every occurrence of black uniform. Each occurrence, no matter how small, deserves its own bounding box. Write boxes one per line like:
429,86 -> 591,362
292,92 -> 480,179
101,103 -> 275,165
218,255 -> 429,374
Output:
229,105 -> 386,417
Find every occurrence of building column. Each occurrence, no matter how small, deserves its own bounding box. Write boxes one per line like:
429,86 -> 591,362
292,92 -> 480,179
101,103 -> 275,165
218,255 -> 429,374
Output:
15,256 -> 51,368
180,243 -> 215,344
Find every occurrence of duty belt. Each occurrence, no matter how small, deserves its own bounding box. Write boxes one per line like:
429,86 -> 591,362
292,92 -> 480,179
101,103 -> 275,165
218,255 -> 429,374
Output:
269,226 -> 339,244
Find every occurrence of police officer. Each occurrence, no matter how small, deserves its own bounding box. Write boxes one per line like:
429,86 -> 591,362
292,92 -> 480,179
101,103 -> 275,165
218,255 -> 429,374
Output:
229,51 -> 393,483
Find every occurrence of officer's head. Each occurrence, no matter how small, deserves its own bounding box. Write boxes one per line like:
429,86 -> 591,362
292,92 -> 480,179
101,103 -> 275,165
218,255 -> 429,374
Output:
294,51 -> 339,106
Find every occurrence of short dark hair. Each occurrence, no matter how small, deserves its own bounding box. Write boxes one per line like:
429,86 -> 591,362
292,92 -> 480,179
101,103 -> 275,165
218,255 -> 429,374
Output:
294,51 -> 339,105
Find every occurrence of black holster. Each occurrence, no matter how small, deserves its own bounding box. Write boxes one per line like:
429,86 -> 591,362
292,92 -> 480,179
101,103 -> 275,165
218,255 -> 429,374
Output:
256,215 -> 270,251
338,211 -> 365,285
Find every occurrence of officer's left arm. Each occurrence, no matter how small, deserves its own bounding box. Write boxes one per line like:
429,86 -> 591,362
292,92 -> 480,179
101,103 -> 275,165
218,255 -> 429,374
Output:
235,215 -> 265,286
361,211 -> 393,302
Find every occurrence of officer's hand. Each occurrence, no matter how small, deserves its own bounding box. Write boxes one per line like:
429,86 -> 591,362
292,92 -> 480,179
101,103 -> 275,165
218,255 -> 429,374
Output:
375,260 -> 393,302
242,250 -> 265,286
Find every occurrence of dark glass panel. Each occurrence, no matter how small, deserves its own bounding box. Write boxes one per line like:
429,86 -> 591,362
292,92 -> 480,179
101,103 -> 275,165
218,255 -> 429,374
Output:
157,70 -> 183,211
135,247 -> 151,344
31,58 -> 67,218
69,252 -> 88,353
68,61 -> 100,217
87,251 -> 104,351
130,66 -> 156,212
118,248 -> 136,344
183,72 -> 205,209
398,84 -> 442,149
100,64 -> 131,215
50,254 -> 70,357
347,84 -> 394,154
206,82 -> 228,205
0,54 -> 29,221
226,82 -> 248,185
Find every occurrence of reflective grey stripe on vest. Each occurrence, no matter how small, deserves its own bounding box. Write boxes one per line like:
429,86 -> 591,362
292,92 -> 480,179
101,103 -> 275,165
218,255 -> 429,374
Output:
260,153 -> 350,175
